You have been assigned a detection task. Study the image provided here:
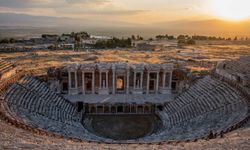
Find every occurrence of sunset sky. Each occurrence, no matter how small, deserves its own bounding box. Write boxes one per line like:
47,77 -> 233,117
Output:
0,0 -> 250,24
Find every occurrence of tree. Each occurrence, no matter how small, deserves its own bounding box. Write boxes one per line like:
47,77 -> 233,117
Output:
126,38 -> 132,47
155,34 -> 175,40
94,37 -> 132,49
48,45 -> 55,50
76,31 -> 90,39
74,35 -> 81,51
131,35 -> 136,41
168,35 -> 175,40
156,35 -> 164,40
177,35 -> 186,40
148,38 -> 153,41
186,39 -> 196,45
177,39 -> 186,45
0,38 -> 9,44
9,38 -> 16,43
136,35 -> 143,41
95,40 -> 106,49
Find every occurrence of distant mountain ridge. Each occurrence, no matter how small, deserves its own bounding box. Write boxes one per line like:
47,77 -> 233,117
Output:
0,13 -> 137,28
0,13 -> 250,38
154,19 -> 250,36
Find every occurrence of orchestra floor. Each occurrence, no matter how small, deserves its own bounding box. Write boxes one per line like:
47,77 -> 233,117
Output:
83,114 -> 162,140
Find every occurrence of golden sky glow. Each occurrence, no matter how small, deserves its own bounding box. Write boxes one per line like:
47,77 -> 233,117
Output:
212,0 -> 250,21
0,0 -> 249,23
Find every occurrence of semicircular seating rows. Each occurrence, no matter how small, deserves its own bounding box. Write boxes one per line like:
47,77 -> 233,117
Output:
1,75 -> 249,143
2,76 -> 104,141
142,76 -> 248,142
0,59 -> 14,74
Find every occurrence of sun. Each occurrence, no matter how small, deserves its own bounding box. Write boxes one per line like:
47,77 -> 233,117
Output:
212,0 -> 250,20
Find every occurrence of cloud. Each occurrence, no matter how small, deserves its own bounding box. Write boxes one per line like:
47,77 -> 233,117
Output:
98,10 -> 148,15
65,0 -> 109,5
0,0 -> 213,24
55,0 -> 148,17
0,0 -> 109,8
0,0 -> 148,20
55,7 -> 148,16
0,0 -> 48,8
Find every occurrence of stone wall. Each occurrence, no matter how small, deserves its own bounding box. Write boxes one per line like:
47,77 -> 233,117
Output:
48,63 -> 188,95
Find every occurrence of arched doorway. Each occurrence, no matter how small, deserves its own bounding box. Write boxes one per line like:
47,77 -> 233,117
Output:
116,76 -> 125,93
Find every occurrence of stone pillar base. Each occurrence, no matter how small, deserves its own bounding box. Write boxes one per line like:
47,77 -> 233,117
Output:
132,89 -> 143,94
69,88 -> 78,95
98,88 -> 109,95
159,87 -> 172,94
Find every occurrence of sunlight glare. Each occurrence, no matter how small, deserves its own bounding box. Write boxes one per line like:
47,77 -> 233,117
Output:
212,0 -> 250,20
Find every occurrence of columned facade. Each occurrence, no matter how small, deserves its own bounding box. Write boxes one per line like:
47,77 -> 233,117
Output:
82,71 -> 85,95
97,63 -> 111,95
68,67 -> 79,95
92,71 -> 95,94
66,63 -> 174,95
83,103 -> 158,114
146,71 -> 150,94
126,66 -> 130,94
112,65 -> 116,94
159,64 -> 174,94
132,64 -> 144,94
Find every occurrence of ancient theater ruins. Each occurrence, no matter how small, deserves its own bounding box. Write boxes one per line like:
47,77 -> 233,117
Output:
47,63 -> 189,115
0,56 -> 249,143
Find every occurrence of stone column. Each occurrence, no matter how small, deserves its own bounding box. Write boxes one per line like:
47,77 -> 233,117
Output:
82,71 -> 85,95
106,71 -> 108,88
74,71 -> 77,89
169,71 -> 173,89
92,71 -> 95,94
112,67 -> 116,94
68,71 -> 71,94
99,71 -> 102,89
140,72 -> 143,89
133,71 -> 136,89
146,71 -> 150,94
156,72 -> 159,94
126,69 -> 130,94
137,79 -> 139,89
162,71 -> 166,88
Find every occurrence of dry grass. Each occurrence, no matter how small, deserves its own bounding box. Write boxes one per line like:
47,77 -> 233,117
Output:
0,41 -> 250,74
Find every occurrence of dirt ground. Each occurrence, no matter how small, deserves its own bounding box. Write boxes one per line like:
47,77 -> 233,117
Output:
84,115 -> 160,140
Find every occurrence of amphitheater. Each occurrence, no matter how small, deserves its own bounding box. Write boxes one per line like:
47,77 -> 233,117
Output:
0,56 -> 250,149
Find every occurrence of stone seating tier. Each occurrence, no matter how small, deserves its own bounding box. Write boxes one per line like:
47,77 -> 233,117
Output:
1,75 -> 249,143
0,60 -> 13,74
